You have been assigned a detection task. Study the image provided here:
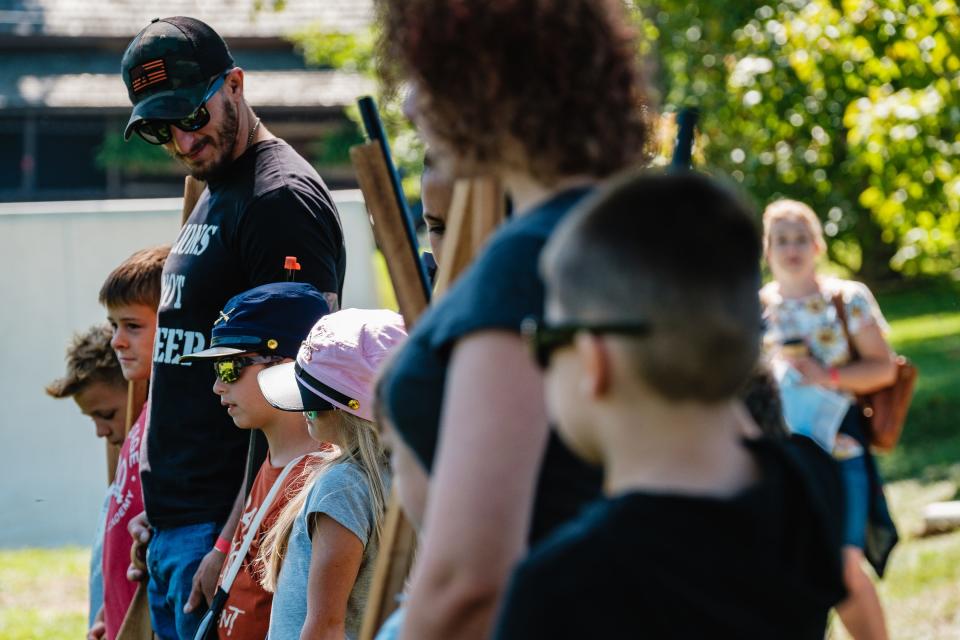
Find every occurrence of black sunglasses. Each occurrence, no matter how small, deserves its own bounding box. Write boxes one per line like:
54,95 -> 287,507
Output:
520,317 -> 652,369
134,71 -> 230,145
213,354 -> 282,384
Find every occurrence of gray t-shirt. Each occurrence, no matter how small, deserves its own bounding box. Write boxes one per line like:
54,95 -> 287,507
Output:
268,460 -> 387,639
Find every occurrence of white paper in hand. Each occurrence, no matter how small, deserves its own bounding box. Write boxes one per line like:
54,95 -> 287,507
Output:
773,360 -> 849,452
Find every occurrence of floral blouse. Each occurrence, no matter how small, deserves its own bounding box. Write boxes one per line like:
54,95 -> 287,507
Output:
761,277 -> 889,368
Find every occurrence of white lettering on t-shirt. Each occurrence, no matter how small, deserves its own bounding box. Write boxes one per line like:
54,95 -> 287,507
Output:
111,458 -> 128,505
219,605 -> 246,636
128,429 -> 141,468
106,489 -> 134,532
171,224 -> 219,256
153,327 -> 207,365
163,328 -> 183,364
160,274 -> 186,310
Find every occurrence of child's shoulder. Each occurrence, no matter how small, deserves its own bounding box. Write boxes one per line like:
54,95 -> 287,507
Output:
308,459 -> 367,493
523,499 -> 624,572
820,276 -> 871,302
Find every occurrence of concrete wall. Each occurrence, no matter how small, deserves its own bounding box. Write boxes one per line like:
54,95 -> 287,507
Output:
0,191 -> 379,547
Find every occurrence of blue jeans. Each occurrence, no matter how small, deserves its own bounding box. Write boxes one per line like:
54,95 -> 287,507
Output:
146,521 -> 218,640
839,453 -> 870,548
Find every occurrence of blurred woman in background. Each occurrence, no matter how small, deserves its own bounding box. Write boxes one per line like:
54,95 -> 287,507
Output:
762,198 -> 898,640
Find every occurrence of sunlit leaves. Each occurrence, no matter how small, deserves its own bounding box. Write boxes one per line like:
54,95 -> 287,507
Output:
635,0 -> 960,278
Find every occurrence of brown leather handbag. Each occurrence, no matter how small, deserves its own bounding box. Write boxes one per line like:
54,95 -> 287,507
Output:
833,294 -> 918,452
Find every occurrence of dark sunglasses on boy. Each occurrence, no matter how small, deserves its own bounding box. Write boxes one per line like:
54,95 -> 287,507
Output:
520,316 -> 652,370
133,71 -> 230,145
213,354 -> 283,384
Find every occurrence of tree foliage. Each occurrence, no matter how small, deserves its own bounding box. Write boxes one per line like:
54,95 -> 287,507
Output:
288,24 -> 424,199
288,3 -> 959,278
636,0 -> 960,280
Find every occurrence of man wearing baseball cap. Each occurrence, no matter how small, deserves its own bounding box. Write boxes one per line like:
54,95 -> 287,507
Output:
119,17 -> 347,639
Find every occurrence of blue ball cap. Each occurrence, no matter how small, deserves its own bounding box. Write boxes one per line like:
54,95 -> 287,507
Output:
178,282 -> 329,363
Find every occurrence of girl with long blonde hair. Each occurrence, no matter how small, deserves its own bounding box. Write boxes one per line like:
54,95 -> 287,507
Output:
255,308 -> 406,639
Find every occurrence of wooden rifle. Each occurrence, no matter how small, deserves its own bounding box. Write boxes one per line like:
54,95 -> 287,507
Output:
670,107 -> 699,170
353,97 -> 504,639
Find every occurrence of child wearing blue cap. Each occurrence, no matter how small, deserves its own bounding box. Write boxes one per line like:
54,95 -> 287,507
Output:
179,282 -> 330,640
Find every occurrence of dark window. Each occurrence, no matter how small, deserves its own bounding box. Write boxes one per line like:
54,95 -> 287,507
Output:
34,117 -> 106,192
0,118 -> 22,190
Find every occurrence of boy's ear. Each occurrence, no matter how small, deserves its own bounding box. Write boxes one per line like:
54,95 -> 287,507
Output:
575,333 -> 610,399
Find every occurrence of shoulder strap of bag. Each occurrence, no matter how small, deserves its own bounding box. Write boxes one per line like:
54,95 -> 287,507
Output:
219,454 -> 307,593
832,292 -> 860,361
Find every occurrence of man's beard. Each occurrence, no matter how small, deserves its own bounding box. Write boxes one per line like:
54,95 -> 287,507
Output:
174,98 -> 240,183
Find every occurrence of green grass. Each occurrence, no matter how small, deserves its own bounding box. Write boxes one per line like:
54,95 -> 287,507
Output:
828,479 -> 960,639
0,547 -> 89,639
874,279 -> 960,481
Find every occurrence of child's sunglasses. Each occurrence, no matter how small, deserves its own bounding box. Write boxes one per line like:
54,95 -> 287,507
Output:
133,71 -> 230,145
213,354 -> 282,384
520,317 -> 652,369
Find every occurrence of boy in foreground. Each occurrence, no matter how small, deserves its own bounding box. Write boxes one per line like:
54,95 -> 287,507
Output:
497,172 -> 846,638
96,245 -> 168,639
179,282 -> 329,640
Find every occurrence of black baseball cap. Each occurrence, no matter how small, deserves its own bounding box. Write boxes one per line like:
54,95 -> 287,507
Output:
121,16 -> 235,141
178,282 -> 330,363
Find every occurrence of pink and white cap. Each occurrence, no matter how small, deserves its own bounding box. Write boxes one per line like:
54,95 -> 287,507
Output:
257,308 -> 407,421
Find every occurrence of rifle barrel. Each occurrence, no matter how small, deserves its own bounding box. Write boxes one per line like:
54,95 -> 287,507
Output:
358,96 -> 432,302
670,107 -> 699,170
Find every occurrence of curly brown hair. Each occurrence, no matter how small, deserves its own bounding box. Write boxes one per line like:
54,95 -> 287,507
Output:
377,0 -> 652,184
46,324 -> 125,398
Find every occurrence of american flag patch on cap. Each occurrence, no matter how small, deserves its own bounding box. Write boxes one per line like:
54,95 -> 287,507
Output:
130,58 -> 169,94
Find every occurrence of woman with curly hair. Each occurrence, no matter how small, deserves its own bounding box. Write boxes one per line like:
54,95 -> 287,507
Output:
375,1 -> 651,637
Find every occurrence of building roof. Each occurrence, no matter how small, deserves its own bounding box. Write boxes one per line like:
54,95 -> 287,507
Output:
0,0 -> 373,39
0,13 -> 375,112
3,69 -> 373,110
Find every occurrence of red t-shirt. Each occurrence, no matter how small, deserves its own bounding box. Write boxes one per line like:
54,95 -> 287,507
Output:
102,404 -> 147,640
217,454 -> 316,640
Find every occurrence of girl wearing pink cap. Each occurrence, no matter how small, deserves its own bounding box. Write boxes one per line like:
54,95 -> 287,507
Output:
255,308 -> 407,640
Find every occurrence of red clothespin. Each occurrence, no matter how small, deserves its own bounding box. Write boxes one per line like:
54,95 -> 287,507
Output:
284,256 -> 302,281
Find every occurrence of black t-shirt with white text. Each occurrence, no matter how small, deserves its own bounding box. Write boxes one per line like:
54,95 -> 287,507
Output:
142,139 -> 345,529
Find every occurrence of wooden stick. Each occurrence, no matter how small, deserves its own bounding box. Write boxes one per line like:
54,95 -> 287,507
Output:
356,164 -> 504,638
432,177 -> 505,297
115,585 -> 154,640
353,140 -> 429,640
351,142 -> 430,324
106,441 -> 121,485
105,379 -> 137,484
182,176 -> 206,226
